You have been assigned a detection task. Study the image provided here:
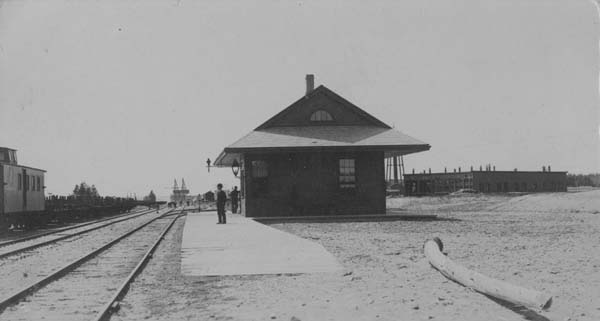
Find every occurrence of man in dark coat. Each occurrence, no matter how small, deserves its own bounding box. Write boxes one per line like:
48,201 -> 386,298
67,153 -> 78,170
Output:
216,183 -> 227,224
230,186 -> 239,214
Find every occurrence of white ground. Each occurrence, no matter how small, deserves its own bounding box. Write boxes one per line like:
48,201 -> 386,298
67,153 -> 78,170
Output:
115,190 -> 600,321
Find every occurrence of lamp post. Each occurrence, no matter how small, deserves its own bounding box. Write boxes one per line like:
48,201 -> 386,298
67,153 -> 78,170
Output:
206,158 -> 211,172
231,159 -> 240,177
231,159 -> 242,215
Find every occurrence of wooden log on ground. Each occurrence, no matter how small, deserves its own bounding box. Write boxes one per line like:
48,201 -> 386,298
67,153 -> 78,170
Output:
423,237 -> 552,311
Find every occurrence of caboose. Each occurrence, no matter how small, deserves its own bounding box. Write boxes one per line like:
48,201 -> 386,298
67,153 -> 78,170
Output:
0,147 -> 46,227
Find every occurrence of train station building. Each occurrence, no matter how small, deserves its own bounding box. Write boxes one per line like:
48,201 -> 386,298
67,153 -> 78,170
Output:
214,75 -> 430,217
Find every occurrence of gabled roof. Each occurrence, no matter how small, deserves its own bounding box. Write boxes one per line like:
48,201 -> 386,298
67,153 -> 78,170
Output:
255,85 -> 391,130
214,83 -> 431,166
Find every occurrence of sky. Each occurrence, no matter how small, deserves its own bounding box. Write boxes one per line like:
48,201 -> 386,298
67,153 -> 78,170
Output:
1,0 -> 599,199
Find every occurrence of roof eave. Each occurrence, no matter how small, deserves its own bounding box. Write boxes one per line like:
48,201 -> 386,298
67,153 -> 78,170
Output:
214,144 -> 430,167
213,150 -> 229,167
222,144 -> 431,154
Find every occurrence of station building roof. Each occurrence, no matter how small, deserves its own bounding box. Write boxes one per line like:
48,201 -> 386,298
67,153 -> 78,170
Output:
215,83 -> 430,166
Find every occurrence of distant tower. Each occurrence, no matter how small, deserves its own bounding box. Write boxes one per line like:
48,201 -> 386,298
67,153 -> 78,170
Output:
181,178 -> 188,192
171,178 -> 190,206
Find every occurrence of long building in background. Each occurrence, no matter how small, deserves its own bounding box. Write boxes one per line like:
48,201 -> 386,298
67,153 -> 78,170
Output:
404,166 -> 567,196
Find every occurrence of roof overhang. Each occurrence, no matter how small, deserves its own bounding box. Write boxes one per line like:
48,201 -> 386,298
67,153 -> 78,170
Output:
213,126 -> 431,167
214,144 -> 431,167
214,150 -> 243,167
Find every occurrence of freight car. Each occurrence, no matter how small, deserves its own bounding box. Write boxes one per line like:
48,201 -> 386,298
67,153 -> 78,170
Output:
1,147 -> 153,230
0,147 -> 46,227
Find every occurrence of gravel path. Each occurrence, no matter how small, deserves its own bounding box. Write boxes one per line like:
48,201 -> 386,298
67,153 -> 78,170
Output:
0,210 -> 163,299
110,216 -> 217,321
0,215 -> 177,321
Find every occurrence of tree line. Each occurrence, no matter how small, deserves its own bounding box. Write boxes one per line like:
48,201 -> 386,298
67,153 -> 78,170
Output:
72,182 -> 100,200
566,174 -> 600,187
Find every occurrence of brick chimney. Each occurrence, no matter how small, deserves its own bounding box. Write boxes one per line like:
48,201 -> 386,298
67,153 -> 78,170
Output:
305,74 -> 315,95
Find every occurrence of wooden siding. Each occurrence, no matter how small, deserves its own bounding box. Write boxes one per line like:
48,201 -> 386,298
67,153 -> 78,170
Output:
2,164 -> 45,214
242,151 -> 385,217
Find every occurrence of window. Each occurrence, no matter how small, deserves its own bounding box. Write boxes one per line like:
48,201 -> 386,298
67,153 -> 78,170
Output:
251,160 -> 268,178
251,160 -> 268,195
18,174 -> 22,190
310,110 -> 334,122
37,177 -> 41,191
338,159 -> 356,188
0,152 -> 4,161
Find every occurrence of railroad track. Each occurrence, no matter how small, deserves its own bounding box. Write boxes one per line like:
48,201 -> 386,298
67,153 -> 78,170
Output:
0,207 -> 160,259
0,207 -> 174,301
0,209 -> 185,321
0,207 -> 156,249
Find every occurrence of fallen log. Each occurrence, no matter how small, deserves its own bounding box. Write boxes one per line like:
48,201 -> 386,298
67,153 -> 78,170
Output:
423,237 -> 552,311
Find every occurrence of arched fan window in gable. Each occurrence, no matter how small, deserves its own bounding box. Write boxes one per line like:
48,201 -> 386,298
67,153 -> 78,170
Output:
310,110 -> 334,122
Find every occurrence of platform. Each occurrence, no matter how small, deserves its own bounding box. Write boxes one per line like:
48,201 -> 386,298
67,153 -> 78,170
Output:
180,211 -> 343,276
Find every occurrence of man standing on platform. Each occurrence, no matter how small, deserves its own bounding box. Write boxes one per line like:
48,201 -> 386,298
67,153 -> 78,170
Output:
216,183 -> 227,224
230,186 -> 239,214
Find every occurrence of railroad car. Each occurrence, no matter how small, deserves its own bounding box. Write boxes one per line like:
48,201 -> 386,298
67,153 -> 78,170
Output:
0,147 -> 46,227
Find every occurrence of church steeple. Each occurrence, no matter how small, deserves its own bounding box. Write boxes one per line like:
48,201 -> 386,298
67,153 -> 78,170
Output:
173,179 -> 179,191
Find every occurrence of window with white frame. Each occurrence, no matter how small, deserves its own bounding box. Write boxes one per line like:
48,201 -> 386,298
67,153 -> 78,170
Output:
339,158 -> 356,188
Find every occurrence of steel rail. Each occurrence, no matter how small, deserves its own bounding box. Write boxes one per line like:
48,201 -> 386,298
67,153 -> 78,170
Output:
0,208 -> 175,313
92,211 -> 184,321
0,208 -> 160,260
0,207 -> 155,248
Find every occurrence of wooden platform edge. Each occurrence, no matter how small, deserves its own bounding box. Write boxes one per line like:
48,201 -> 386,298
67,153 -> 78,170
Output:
253,214 -> 438,224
